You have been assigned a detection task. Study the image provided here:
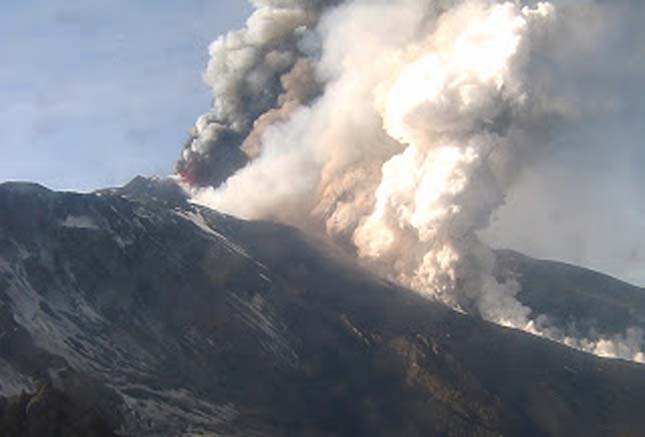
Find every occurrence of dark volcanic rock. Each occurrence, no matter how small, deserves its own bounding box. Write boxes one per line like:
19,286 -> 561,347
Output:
0,384 -> 116,437
0,177 -> 645,436
496,249 -> 645,335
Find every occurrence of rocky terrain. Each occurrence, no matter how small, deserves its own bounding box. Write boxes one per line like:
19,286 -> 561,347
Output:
1,177 -> 645,436
0,383 -> 116,437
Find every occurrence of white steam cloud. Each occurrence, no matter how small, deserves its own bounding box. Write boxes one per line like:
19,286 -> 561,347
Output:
186,0 -> 645,363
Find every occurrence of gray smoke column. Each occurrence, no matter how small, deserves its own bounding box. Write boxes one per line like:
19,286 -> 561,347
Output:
176,0 -> 341,187
183,0 -> 645,363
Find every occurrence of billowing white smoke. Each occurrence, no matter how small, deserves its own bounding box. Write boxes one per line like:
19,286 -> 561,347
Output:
188,0 -> 645,363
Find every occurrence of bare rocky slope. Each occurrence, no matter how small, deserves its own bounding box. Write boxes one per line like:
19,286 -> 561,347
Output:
1,177 -> 645,436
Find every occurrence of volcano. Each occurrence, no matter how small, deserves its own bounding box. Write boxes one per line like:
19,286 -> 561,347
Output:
0,177 -> 644,436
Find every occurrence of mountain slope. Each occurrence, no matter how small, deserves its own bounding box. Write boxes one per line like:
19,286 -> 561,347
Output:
1,177 -> 645,436
496,249 -> 645,336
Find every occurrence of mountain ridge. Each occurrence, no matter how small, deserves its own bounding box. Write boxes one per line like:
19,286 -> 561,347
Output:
1,177 -> 645,436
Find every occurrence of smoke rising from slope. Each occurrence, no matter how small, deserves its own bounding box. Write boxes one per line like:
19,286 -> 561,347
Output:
182,0 -> 645,363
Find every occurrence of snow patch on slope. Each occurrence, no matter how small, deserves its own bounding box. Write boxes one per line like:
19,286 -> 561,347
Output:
175,210 -> 252,259
60,215 -> 100,230
119,385 -> 238,436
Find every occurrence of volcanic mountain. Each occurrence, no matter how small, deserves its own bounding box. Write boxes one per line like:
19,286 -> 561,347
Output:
1,177 -> 645,436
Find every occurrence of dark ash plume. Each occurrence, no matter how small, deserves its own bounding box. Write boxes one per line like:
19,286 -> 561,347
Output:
176,0 -> 343,186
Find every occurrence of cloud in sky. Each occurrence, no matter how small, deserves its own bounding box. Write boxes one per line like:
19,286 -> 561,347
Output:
0,0 -> 252,191
1,0 -> 644,291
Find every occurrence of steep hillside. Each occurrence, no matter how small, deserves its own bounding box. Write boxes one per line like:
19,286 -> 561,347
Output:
1,177 -> 645,436
496,249 -> 645,336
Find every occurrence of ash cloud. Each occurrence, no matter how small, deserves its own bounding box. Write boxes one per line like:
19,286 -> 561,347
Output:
176,0 -> 342,187
180,0 -> 645,363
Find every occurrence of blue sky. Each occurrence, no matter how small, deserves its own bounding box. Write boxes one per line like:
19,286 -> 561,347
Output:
0,0 -> 252,191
